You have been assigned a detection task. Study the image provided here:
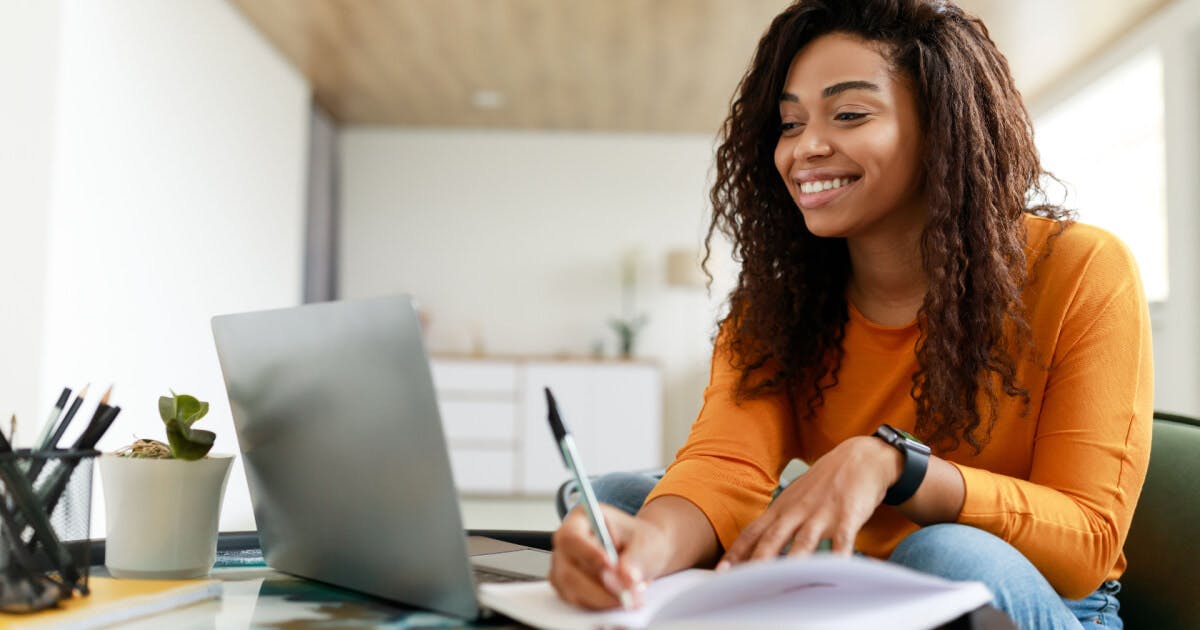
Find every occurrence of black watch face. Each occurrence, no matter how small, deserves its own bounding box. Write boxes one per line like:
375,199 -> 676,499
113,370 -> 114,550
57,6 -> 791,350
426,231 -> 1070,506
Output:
879,425 -> 930,454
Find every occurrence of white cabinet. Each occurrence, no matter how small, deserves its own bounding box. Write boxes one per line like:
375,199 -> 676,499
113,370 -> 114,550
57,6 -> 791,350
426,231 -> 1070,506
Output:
431,357 -> 662,496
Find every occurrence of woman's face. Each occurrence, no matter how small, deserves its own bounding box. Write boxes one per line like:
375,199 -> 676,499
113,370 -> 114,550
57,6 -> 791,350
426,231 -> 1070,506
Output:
774,33 -> 926,240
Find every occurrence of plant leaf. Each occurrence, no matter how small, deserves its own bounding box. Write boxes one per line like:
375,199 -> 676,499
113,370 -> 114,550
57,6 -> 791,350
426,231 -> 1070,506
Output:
183,401 -> 209,426
173,394 -> 204,428
165,420 -> 216,460
158,396 -> 176,424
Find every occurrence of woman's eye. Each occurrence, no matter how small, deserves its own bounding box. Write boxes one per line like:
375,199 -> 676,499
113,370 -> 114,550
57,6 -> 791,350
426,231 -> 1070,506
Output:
780,121 -> 805,134
834,112 -> 868,122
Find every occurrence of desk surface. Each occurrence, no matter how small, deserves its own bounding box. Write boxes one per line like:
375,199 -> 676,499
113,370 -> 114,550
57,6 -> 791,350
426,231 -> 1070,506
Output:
114,566 -> 515,629
100,547 -> 521,629
87,532 -> 1013,629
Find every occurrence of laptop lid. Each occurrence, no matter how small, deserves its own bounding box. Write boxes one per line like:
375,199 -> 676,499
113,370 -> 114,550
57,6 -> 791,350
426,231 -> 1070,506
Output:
211,295 -> 483,619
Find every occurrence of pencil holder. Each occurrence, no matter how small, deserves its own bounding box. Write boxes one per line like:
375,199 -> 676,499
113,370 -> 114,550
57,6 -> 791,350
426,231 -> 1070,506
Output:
0,449 -> 98,614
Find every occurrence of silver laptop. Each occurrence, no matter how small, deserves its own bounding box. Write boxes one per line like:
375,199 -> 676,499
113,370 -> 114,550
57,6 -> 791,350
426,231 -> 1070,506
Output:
211,295 -> 550,620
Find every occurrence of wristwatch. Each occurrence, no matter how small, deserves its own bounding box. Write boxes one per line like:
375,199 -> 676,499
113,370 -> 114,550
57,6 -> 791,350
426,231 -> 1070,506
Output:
873,424 -> 931,506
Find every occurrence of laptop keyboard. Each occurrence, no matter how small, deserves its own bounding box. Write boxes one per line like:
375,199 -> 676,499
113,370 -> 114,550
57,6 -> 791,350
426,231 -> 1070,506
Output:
474,567 -> 541,584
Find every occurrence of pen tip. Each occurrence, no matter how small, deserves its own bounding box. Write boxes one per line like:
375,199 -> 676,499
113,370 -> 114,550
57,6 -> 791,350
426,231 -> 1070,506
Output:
101,385 -> 113,405
79,383 -> 90,397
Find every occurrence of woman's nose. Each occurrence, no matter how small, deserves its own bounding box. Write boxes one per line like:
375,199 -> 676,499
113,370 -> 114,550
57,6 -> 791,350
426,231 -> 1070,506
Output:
793,127 -> 832,161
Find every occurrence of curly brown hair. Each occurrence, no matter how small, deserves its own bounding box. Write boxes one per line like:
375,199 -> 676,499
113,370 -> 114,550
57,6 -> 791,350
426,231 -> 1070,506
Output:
704,0 -> 1071,453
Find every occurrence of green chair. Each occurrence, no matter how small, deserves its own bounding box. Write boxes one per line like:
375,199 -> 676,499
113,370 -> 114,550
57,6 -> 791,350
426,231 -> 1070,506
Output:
1118,411 -> 1200,629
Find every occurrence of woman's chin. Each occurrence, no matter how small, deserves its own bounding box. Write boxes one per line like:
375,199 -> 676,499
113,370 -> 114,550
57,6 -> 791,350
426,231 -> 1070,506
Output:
799,212 -> 850,239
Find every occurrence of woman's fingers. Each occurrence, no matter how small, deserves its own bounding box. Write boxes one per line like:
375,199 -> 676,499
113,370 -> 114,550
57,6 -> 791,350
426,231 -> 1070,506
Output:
550,504 -> 648,609
829,524 -> 858,556
721,507 -> 865,567
784,519 -> 827,557
748,516 -> 803,562
549,547 -> 622,609
718,514 -> 769,569
553,508 -> 615,572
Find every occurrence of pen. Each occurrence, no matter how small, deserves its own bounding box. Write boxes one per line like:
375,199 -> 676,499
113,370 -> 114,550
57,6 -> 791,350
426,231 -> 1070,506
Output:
544,387 -> 634,609
41,384 -> 88,452
33,388 -> 71,452
28,385 -> 90,483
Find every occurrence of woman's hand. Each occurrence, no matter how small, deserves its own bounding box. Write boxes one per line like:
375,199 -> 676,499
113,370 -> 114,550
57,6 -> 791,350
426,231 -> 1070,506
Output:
718,436 -> 901,567
549,504 -> 669,610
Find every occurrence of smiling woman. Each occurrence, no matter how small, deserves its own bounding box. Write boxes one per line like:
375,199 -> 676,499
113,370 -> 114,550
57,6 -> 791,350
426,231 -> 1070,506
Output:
548,2 -> 1152,629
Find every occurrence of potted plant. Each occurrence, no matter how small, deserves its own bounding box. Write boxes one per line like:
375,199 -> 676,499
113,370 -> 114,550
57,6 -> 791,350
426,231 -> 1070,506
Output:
99,391 -> 233,579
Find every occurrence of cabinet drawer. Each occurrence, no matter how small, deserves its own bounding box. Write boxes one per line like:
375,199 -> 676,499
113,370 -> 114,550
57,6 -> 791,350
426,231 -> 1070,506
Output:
431,360 -> 517,395
448,447 -> 515,494
440,400 -> 516,443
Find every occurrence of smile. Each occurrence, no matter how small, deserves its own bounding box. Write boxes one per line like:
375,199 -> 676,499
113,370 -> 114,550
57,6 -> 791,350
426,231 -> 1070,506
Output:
794,175 -> 861,209
799,177 -> 857,194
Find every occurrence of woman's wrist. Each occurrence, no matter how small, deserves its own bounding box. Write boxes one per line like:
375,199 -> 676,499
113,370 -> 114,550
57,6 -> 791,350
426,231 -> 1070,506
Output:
639,496 -> 721,576
854,435 -> 904,496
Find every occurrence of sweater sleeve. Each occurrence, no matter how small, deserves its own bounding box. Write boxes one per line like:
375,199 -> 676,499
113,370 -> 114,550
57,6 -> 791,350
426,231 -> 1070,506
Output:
644,333 -> 799,553
952,234 -> 1154,599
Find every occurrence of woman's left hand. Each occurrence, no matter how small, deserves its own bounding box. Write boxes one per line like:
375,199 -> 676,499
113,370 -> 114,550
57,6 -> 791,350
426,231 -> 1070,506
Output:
718,436 -> 901,567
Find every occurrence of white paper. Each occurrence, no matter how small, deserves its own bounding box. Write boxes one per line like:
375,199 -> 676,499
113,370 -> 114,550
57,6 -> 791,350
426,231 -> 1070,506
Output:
479,554 -> 993,630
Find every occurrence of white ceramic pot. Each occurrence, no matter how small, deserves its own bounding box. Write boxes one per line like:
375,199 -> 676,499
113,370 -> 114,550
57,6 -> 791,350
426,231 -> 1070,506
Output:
100,453 -> 233,579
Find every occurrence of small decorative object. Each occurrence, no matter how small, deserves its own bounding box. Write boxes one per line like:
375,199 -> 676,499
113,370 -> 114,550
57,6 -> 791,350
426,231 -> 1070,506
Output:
608,316 -> 647,359
609,248 -> 649,359
100,391 -> 233,579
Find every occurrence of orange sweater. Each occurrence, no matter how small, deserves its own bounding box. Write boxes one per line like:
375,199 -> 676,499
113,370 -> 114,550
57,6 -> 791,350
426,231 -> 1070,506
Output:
646,215 -> 1153,599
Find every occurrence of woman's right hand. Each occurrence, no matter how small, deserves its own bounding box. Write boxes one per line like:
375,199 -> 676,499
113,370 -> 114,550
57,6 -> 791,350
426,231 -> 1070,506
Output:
549,504 -> 668,610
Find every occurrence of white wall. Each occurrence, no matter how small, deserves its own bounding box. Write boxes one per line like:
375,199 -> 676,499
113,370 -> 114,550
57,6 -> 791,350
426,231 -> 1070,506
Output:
34,0 -> 309,535
0,0 -> 60,438
340,130 -> 738,457
1030,0 -> 1200,416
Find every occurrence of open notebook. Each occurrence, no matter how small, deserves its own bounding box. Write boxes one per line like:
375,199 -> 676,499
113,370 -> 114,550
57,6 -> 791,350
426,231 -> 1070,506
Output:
480,554 -> 992,630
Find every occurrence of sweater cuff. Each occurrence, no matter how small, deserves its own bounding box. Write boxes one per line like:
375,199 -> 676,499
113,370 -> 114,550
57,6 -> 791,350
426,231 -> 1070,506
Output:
950,461 -> 1002,530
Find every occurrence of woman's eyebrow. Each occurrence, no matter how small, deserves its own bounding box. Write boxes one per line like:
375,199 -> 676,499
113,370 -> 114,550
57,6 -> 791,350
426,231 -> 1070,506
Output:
822,80 -> 881,98
779,80 -> 882,102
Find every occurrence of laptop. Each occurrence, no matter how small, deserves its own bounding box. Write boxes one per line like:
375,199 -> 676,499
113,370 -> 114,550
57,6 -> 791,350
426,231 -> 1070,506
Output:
211,295 -> 551,620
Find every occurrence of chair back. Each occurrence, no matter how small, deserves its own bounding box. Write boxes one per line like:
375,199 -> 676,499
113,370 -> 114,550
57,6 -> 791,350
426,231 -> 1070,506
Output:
1118,411 -> 1200,629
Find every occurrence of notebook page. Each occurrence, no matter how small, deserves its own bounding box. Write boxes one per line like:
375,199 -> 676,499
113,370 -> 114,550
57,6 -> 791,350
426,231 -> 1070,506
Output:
478,568 -> 712,630
652,555 -> 992,627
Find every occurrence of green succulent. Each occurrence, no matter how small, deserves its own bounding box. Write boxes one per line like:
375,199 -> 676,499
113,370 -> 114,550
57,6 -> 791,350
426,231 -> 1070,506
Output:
157,390 -> 215,461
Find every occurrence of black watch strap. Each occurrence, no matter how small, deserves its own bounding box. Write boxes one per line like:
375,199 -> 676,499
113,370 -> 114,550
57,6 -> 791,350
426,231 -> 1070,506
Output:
873,425 -> 931,506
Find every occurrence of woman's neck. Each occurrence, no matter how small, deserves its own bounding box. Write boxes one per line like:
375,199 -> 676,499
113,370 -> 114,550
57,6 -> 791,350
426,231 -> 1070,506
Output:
846,225 -> 927,327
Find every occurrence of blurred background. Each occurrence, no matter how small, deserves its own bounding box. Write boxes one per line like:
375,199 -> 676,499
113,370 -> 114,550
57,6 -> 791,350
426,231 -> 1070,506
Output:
2,0 -> 1195,535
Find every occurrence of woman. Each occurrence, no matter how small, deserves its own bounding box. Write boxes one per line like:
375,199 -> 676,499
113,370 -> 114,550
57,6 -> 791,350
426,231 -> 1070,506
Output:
550,1 -> 1151,628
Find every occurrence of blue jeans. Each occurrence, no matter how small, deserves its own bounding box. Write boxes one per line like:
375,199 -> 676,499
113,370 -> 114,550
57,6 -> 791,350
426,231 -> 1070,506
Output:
582,472 -> 1123,629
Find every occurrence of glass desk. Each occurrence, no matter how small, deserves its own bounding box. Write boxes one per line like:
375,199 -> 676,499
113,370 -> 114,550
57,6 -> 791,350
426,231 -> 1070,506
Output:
92,531 -> 532,629
92,531 -> 1014,629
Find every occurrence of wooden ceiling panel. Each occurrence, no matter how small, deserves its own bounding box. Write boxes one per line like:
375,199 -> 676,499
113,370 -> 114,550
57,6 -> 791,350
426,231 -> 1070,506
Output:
230,0 -> 1173,133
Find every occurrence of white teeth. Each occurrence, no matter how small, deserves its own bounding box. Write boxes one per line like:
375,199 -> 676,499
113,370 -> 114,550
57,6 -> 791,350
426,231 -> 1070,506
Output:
800,177 -> 854,194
